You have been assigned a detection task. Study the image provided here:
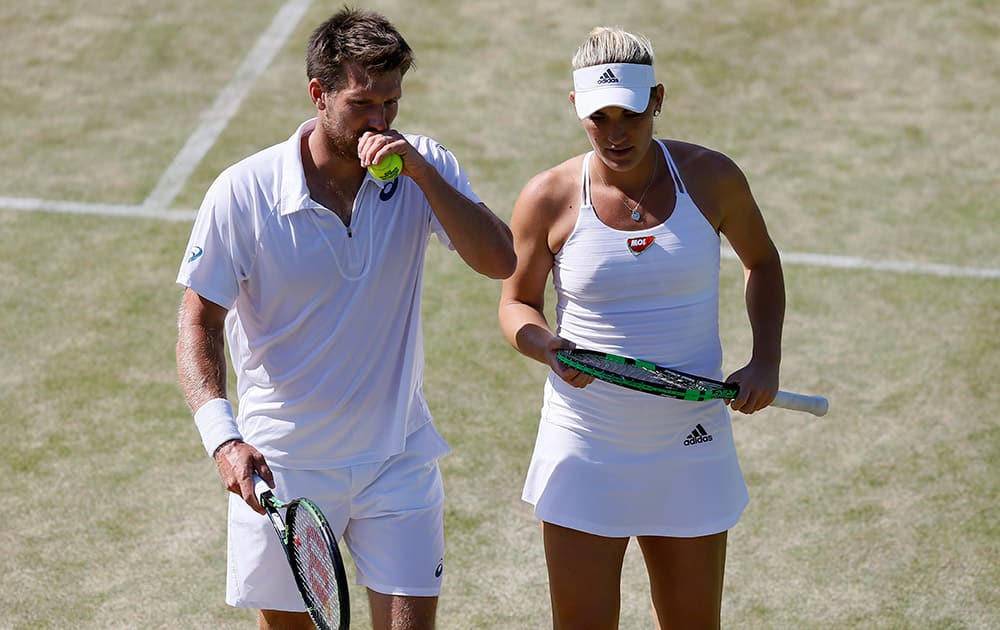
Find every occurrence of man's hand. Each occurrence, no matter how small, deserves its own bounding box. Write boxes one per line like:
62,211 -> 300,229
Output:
213,440 -> 273,514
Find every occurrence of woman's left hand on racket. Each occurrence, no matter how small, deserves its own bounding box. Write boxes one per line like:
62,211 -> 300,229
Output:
724,359 -> 780,415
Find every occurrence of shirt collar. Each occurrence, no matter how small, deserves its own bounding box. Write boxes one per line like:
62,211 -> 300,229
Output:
279,118 -> 395,216
279,119 -> 320,216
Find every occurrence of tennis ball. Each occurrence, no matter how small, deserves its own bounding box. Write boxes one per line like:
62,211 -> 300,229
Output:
368,153 -> 402,181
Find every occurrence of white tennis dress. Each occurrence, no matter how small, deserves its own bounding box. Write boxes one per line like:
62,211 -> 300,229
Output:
521,141 -> 749,537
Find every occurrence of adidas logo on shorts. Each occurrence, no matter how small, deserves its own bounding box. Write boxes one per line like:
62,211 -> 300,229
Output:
683,424 -> 713,446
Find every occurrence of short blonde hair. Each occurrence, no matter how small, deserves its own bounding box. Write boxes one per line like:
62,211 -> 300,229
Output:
571,27 -> 654,70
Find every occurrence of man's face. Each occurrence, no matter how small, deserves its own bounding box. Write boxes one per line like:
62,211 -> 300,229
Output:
317,65 -> 403,161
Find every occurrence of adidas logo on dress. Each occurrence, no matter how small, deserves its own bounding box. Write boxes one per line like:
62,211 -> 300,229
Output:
683,424 -> 713,446
597,69 -> 619,84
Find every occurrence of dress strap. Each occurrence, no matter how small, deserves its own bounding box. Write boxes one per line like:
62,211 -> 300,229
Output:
580,151 -> 594,208
657,139 -> 687,196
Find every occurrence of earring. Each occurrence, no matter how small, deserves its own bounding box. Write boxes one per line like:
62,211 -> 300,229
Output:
654,110 -> 661,117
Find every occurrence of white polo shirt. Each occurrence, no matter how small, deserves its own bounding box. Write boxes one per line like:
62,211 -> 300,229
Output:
177,119 -> 478,469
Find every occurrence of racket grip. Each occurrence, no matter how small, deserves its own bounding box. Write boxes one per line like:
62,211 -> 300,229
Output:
772,390 -> 829,417
252,473 -> 272,504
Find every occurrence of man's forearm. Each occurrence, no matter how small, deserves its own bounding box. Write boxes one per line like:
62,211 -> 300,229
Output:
413,168 -> 515,279
176,322 -> 228,412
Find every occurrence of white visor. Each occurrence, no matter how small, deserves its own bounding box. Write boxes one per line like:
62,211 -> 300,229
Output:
572,63 -> 655,119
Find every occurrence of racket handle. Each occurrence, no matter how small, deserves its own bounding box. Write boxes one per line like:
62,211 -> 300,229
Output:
772,390 -> 829,417
252,473 -> 273,504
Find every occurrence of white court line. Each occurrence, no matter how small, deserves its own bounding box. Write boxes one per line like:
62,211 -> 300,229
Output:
0,196 -> 196,222
2,195 -> 998,280
721,247 -> 1000,279
141,0 -> 313,211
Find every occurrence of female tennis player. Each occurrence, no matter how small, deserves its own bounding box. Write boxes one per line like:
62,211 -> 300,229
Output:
498,26 -> 785,629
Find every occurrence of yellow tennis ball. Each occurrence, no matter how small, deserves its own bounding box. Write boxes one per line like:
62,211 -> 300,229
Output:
368,153 -> 402,181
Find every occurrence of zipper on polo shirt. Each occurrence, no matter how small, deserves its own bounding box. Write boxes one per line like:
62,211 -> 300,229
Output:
307,207 -> 371,280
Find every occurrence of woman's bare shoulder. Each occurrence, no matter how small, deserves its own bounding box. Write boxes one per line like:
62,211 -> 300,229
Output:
515,154 -> 586,219
661,139 -> 737,176
660,139 -> 750,229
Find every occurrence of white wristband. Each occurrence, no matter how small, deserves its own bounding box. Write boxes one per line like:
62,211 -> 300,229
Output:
193,398 -> 243,457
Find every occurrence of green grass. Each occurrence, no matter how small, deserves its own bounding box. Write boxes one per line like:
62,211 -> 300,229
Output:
1,1 -> 998,628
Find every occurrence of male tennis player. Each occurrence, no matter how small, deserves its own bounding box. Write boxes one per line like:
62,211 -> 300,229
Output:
175,8 -> 514,629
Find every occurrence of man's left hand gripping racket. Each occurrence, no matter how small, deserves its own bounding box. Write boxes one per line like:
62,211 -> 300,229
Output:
254,475 -> 350,630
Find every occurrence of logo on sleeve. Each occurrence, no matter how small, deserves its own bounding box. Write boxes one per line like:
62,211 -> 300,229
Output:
627,236 -> 655,256
187,246 -> 204,262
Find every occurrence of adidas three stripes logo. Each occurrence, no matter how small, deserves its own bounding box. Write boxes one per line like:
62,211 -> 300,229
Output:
683,424 -> 714,446
597,69 -> 619,84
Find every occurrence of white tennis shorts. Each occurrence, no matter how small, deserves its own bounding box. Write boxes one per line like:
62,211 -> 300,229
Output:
226,422 -> 450,611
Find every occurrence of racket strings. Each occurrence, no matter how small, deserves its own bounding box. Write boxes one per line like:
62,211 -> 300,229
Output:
579,355 -> 708,391
289,507 -> 342,625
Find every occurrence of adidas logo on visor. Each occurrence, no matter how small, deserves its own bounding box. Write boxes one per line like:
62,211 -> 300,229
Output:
596,68 -> 619,84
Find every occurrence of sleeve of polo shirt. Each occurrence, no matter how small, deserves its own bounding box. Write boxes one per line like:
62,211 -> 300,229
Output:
419,138 -> 482,249
175,171 -> 255,310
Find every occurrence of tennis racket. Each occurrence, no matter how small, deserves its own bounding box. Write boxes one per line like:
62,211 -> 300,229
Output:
556,348 -> 829,417
253,475 -> 350,630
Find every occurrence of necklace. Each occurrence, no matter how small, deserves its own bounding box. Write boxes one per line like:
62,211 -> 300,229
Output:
595,152 -> 658,222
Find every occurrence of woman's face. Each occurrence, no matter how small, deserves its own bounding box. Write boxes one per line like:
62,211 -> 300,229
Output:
575,85 -> 663,172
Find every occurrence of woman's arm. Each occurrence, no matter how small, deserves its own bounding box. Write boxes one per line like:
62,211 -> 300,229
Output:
498,167 -> 594,388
